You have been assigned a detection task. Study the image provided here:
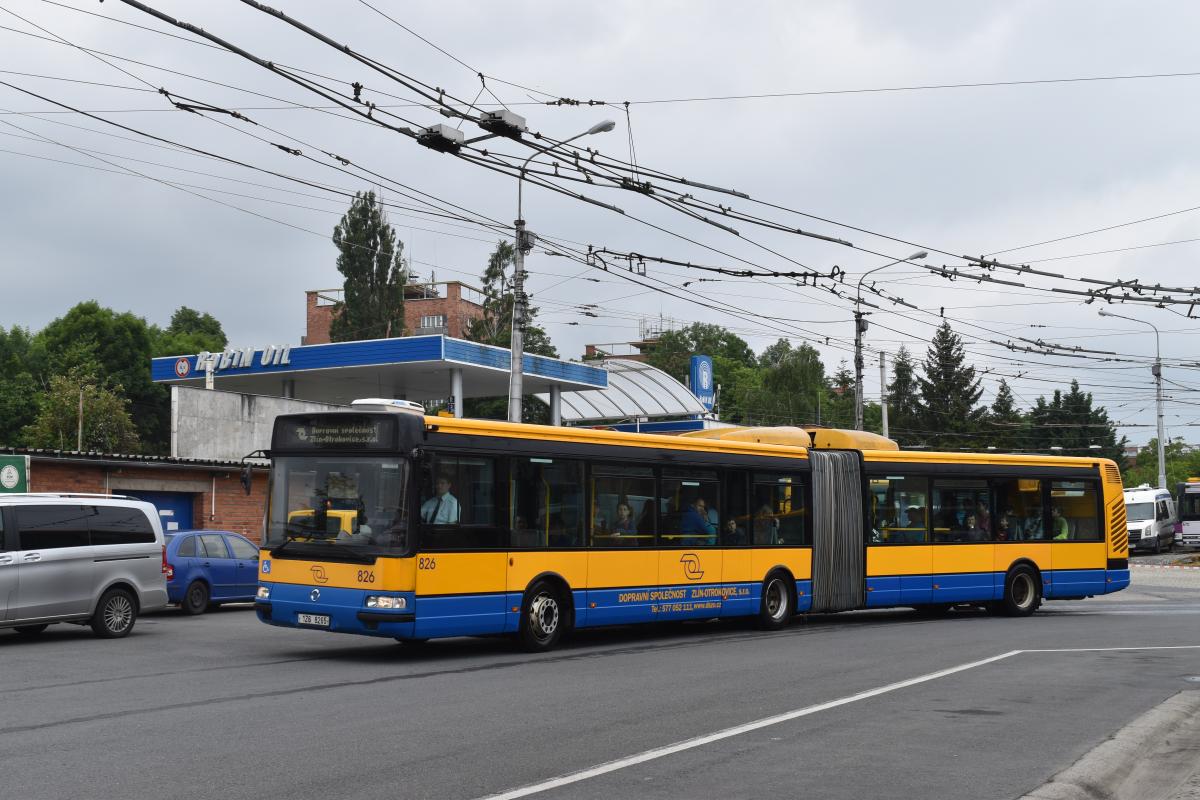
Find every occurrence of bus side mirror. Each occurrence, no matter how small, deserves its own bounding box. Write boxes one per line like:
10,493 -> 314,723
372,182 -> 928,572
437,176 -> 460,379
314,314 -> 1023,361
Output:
241,464 -> 253,495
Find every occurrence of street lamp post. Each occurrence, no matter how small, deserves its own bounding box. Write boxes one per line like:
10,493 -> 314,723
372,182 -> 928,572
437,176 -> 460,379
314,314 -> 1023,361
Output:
1098,308 -> 1166,488
508,119 -> 616,423
854,251 -> 927,430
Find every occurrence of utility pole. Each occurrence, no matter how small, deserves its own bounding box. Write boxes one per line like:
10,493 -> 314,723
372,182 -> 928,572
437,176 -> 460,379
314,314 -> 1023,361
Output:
506,219 -> 531,423
880,352 -> 889,439
854,251 -> 927,430
1098,308 -> 1166,488
853,309 -> 867,431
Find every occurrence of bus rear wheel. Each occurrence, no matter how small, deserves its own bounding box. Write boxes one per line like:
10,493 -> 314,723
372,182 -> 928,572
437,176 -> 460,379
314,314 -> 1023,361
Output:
1001,565 -> 1041,617
519,580 -> 566,652
757,572 -> 793,631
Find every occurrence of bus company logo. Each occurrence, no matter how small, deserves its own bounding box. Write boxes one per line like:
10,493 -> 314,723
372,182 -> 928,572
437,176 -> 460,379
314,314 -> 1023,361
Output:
310,566 -> 329,585
173,357 -> 191,378
310,588 -> 321,602
680,553 -> 704,581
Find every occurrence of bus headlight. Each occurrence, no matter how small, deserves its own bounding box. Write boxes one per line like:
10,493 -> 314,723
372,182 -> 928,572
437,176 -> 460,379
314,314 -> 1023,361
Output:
365,595 -> 407,610
256,586 -> 271,600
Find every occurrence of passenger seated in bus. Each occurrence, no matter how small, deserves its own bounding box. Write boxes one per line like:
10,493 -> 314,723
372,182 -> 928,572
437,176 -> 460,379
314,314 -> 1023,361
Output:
636,500 -> 656,538
996,515 -> 1012,541
723,517 -> 746,545
681,497 -> 717,544
964,514 -> 989,542
1024,507 -> 1045,539
613,502 -> 637,536
753,504 -> 778,544
974,500 -> 991,533
420,475 -> 459,525
1051,506 -> 1070,540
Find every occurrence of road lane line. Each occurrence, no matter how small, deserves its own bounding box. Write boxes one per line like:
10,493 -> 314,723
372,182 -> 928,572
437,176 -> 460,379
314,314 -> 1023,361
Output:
477,644 -> 1200,800
475,649 -> 1023,800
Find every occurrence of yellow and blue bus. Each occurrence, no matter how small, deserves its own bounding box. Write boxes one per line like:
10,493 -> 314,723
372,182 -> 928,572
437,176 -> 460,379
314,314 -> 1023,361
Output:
253,403 -> 1130,650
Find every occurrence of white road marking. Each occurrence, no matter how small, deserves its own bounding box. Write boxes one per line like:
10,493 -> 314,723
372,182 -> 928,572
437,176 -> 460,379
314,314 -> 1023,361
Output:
476,644 -> 1200,800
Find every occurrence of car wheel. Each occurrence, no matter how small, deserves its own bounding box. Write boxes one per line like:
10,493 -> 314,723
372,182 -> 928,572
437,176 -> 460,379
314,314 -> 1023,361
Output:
1002,565 -> 1041,617
91,588 -> 138,638
183,581 -> 209,616
518,580 -> 566,652
757,571 -> 793,630
14,624 -> 49,636
1152,535 -> 1161,554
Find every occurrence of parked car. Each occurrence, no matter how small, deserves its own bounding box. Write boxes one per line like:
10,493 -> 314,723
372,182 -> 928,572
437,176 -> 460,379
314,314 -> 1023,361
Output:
1123,485 -> 1176,553
165,530 -> 261,614
1,493 -> 169,638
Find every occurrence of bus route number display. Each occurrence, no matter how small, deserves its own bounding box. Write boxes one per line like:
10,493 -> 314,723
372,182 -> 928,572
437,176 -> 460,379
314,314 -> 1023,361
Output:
275,416 -> 397,450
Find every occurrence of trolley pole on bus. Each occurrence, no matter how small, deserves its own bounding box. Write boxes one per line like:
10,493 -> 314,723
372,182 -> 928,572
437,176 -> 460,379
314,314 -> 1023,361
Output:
1098,308 -> 1166,488
508,119 -> 616,424
854,251 -> 927,430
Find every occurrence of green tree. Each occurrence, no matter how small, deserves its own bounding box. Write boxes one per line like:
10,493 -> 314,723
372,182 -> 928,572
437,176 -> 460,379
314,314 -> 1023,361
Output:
330,191 -> 407,342
645,322 -> 756,381
886,345 -> 922,445
465,241 -> 557,356
463,241 -> 558,422
152,306 -> 227,357
36,301 -> 164,452
22,366 -> 139,452
1027,381 -> 1126,466
917,322 -> 985,449
823,361 -> 857,429
745,340 -> 826,425
1124,437 -> 1200,488
0,325 -> 40,445
986,379 -> 1026,452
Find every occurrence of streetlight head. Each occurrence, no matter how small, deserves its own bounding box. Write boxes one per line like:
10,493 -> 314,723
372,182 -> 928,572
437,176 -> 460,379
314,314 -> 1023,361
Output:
588,119 -> 617,135
909,251 -> 929,260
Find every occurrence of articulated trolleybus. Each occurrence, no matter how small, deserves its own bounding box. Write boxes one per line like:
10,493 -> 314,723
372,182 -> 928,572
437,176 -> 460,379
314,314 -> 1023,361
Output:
254,400 -> 1130,651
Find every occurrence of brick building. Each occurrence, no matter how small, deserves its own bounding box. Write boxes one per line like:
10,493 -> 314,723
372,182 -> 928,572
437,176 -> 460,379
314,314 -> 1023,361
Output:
3,448 -> 269,543
303,282 -> 486,345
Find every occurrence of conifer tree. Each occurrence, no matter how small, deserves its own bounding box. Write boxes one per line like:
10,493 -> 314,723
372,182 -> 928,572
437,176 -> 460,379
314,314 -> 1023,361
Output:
987,379 -> 1026,452
886,345 -> 922,444
330,191 -> 407,342
917,322 -> 985,449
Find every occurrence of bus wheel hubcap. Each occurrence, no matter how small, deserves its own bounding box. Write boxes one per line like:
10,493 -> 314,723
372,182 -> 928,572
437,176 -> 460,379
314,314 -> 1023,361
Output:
766,580 -> 786,619
529,594 -> 559,640
1013,575 -> 1032,608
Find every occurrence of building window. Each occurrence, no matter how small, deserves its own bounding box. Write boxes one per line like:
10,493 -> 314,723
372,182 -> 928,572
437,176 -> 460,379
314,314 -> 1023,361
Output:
420,314 -> 447,329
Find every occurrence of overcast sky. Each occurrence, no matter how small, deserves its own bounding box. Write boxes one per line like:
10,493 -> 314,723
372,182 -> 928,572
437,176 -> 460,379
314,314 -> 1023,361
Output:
4,0 -> 1200,446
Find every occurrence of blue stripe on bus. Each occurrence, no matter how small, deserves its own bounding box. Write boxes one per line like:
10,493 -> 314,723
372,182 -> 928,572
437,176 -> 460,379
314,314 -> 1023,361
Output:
414,593 -> 507,638
1105,569 -> 1130,593
256,582 -> 417,638
1045,569 -> 1107,598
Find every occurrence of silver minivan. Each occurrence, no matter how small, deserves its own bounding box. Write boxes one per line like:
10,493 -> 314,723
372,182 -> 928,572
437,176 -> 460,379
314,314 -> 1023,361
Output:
1,494 -> 169,638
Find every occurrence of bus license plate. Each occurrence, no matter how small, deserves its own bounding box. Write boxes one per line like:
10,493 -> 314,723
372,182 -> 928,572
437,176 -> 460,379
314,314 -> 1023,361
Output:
297,613 -> 330,627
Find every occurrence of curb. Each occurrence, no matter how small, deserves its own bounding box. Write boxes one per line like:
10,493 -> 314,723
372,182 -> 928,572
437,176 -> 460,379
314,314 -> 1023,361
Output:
1021,690 -> 1200,800
1132,564 -> 1200,571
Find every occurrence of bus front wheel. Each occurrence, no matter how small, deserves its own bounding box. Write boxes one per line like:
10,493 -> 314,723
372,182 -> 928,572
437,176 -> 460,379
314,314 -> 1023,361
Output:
1001,565 -> 1041,617
757,571 -> 793,631
519,580 -> 566,652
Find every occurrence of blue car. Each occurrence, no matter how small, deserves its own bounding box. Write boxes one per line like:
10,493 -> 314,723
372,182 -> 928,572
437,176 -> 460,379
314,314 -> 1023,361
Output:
165,531 -> 261,615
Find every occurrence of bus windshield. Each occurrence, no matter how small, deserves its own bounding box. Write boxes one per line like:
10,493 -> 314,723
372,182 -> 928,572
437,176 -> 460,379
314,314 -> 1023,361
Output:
1125,502 -> 1153,522
265,455 -> 411,559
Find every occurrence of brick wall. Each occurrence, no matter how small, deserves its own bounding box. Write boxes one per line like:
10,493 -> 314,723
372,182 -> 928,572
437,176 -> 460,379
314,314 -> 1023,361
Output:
304,285 -> 484,343
27,460 -> 269,544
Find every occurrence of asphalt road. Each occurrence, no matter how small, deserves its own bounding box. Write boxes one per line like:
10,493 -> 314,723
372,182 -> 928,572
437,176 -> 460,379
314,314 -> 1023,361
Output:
3,568 -> 1198,800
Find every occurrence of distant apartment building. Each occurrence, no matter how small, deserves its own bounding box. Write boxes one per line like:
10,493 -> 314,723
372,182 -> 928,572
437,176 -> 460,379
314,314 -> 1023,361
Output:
583,317 -> 675,363
303,281 -> 487,345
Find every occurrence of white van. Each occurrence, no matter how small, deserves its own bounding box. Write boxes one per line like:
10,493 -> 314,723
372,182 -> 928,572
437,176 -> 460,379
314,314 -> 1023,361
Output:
1,494 -> 170,638
1123,485 -> 1176,553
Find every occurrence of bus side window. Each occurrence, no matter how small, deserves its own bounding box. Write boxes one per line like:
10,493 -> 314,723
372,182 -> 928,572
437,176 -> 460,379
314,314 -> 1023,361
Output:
510,457 -> 584,548
751,474 -> 806,545
1049,480 -> 1101,541
420,455 -> 501,549
590,466 -> 655,547
869,475 -> 928,544
722,471 -> 750,546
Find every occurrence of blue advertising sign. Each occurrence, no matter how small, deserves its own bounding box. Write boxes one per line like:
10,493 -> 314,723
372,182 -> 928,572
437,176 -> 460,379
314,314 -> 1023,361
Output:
689,355 -> 715,411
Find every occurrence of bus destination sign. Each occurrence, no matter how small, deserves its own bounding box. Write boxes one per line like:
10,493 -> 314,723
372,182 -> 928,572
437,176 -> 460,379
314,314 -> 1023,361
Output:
274,416 -> 397,451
